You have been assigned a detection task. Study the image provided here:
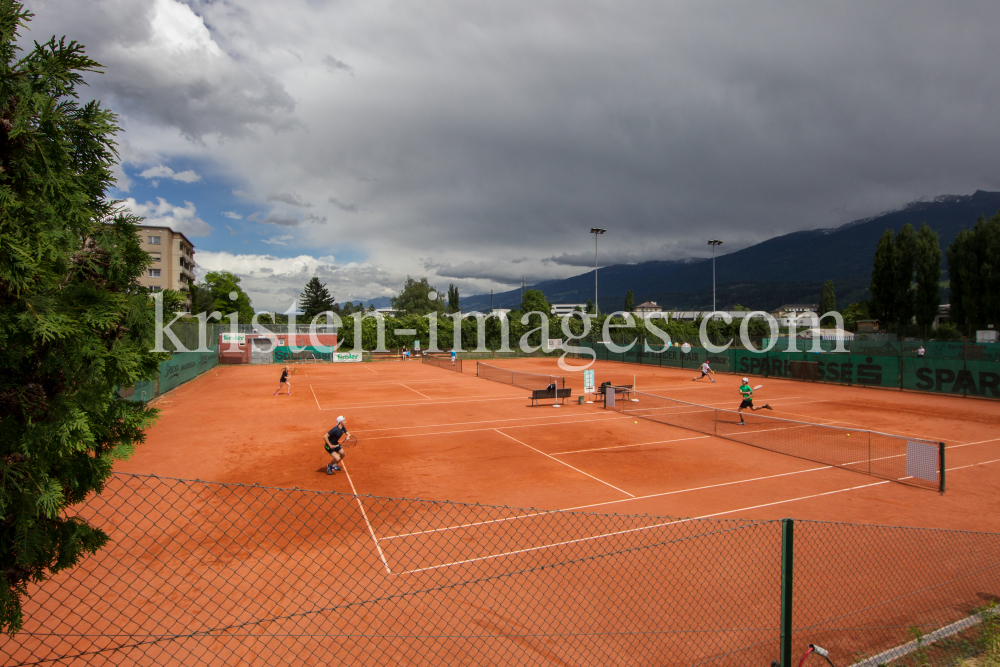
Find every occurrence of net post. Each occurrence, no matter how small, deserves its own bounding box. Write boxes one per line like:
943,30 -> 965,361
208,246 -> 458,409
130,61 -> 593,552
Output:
779,518 -> 795,667
476,361 -> 480,377
939,442 -> 946,493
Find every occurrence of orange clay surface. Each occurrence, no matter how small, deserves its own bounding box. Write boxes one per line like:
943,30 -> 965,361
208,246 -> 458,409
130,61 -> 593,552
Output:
7,357 -> 1000,667
121,357 -> 1000,531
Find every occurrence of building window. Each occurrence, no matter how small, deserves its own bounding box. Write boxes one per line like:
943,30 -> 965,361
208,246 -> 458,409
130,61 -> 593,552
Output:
148,235 -> 161,245
151,253 -> 161,262
150,286 -> 162,292
148,269 -> 161,278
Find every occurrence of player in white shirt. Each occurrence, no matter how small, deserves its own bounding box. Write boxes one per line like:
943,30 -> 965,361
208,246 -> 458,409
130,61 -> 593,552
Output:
692,361 -> 715,383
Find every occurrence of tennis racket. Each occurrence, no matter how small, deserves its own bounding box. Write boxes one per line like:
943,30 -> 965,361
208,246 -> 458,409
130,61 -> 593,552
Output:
341,434 -> 359,449
289,367 -> 297,376
753,384 -> 763,390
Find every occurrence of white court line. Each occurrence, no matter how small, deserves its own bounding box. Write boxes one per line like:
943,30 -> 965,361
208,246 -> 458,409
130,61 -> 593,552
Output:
946,457 -> 1000,472
685,480 -> 891,520
342,463 -> 391,575
397,479 -> 887,575
356,413 -> 629,438
399,384 -> 432,399
767,408 -> 953,444
495,429 -> 635,498
309,384 -> 322,411
950,437 -> 1000,449
551,435 -> 710,455
314,393 -> 529,411
360,365 -> 379,374
382,464 -> 832,541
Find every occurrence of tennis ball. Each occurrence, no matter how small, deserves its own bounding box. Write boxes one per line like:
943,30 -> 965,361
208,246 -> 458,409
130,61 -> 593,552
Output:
634,421 -> 638,424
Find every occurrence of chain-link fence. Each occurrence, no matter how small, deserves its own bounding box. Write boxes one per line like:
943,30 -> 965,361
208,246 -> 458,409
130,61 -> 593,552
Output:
3,474 -> 998,666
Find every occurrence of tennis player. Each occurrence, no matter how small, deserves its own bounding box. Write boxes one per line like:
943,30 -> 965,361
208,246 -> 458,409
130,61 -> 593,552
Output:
324,416 -> 351,474
274,366 -> 291,396
692,361 -> 715,383
450,349 -> 457,365
737,377 -> 771,425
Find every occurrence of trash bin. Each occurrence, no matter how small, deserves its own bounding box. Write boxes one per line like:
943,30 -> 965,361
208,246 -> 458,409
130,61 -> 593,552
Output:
578,395 -> 585,405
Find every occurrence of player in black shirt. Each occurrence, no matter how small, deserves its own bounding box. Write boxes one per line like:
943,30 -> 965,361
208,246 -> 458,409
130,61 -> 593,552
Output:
324,415 -> 351,474
274,366 -> 291,396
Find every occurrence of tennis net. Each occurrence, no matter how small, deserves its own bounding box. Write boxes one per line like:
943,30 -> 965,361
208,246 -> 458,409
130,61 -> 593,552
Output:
605,390 -> 944,492
477,362 -> 565,390
422,354 -> 463,373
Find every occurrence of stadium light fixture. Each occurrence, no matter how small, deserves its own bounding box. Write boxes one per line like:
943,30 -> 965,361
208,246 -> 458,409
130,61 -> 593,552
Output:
590,228 -> 606,316
708,240 -> 723,312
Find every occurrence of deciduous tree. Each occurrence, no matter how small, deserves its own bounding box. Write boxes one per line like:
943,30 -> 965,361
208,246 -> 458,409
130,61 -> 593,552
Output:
892,223 -> 917,331
391,277 -> 446,316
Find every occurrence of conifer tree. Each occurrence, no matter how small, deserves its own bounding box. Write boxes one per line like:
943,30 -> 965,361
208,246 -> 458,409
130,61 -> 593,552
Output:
819,280 -> 837,326
892,223 -> 917,331
0,4 -> 162,632
299,276 -> 335,321
869,229 -> 896,327
447,284 -> 459,313
624,290 -> 635,312
913,223 -> 942,337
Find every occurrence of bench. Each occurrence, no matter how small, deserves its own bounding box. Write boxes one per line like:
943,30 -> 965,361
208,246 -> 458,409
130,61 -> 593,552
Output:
598,383 -> 633,401
530,387 -> 572,406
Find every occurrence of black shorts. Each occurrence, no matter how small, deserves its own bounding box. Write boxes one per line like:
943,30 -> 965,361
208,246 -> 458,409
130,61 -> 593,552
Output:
739,399 -> 753,409
324,443 -> 343,454
700,371 -> 709,377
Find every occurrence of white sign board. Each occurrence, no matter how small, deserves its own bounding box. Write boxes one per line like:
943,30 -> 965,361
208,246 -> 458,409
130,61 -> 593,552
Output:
221,332 -> 247,344
414,340 -> 421,350
332,351 -> 363,363
584,370 -> 595,393
546,338 -> 563,351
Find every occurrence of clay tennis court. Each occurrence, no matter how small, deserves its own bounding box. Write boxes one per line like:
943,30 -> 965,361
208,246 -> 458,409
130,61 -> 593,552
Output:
121,356 -> 1000,532
7,357 -> 1000,666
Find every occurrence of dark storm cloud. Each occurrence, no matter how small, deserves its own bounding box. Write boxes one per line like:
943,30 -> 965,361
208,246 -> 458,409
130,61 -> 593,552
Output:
22,0 -> 1000,303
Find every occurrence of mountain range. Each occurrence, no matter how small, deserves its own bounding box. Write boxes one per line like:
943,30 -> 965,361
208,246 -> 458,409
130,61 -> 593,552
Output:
452,190 -> 1000,313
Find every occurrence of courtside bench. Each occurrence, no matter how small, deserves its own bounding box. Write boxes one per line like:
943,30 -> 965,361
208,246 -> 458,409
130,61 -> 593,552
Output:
598,383 -> 633,401
530,387 -> 572,406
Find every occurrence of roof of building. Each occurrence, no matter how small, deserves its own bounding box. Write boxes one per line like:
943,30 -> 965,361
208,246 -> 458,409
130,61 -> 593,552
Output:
137,223 -> 195,248
774,303 -> 818,311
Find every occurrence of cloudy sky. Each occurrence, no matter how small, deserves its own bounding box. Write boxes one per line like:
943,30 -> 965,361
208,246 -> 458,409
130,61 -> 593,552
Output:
22,0 -> 1000,311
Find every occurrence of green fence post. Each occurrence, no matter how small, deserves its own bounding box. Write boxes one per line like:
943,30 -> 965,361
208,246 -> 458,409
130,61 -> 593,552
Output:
780,518 -> 794,667
939,443 -> 946,494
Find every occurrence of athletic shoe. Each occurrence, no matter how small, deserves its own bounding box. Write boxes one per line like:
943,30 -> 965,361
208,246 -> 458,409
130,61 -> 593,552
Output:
326,464 -> 333,475
332,465 -> 341,472
738,421 -> 746,426
764,404 -> 773,410
274,392 -> 277,396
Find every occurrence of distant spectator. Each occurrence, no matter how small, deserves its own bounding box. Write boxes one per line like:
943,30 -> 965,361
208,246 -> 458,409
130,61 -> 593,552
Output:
917,345 -> 926,357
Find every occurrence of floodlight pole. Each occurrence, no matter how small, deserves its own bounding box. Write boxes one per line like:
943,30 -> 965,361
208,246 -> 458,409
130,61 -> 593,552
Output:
591,228 -> 606,315
708,240 -> 723,312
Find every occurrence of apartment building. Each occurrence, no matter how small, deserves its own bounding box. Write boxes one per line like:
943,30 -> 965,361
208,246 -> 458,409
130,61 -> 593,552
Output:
136,225 -> 196,310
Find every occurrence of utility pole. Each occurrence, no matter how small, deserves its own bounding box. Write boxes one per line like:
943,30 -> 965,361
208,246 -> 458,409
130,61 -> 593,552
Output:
490,289 -> 493,312
520,278 -> 525,307
590,228 -> 607,315
708,239 -> 723,312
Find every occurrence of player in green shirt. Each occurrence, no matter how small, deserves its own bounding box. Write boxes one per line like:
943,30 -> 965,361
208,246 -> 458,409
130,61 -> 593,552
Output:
737,377 -> 772,425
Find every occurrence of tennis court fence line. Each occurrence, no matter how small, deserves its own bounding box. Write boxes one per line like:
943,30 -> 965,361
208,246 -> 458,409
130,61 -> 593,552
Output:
603,388 -> 945,492
5,473 -> 997,667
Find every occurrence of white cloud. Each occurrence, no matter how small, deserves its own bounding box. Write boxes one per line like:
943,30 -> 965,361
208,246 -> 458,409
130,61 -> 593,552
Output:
123,197 -> 213,237
262,234 -> 294,245
139,164 -> 202,183
221,211 -> 243,219
195,251 -> 401,311
25,0 -> 1000,304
